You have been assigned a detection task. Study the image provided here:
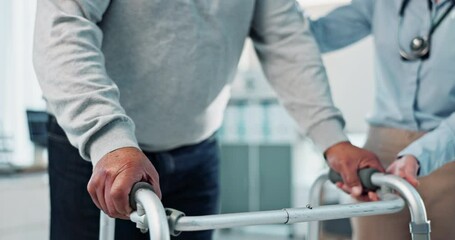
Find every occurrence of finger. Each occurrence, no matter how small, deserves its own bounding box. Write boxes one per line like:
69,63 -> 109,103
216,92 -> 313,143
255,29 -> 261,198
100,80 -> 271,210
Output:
394,167 -> 419,187
150,182 -> 162,199
87,175 -> 102,211
341,169 -> 362,196
351,185 -> 363,197
352,193 -> 370,202
336,182 -> 351,194
111,175 -> 134,219
403,174 -> 420,188
144,165 -> 162,199
104,174 -> 125,218
386,163 -> 397,174
95,177 -> 108,215
340,167 -> 360,188
368,191 -> 380,201
406,168 -> 419,187
398,168 -> 407,178
335,182 -> 343,189
400,170 -> 413,184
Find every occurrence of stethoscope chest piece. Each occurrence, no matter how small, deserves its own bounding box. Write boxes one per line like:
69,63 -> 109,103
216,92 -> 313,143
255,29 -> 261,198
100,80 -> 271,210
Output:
399,0 -> 455,61
410,37 -> 428,52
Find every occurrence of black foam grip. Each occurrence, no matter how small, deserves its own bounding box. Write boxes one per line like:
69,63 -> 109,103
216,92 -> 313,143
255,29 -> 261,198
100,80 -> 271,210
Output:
129,182 -> 155,210
329,168 -> 380,191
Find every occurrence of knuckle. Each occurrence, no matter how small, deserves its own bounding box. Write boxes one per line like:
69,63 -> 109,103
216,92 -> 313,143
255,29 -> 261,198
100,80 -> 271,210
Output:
87,184 -> 94,194
95,166 -> 112,178
87,180 -> 98,193
110,187 -> 125,201
101,168 -> 112,177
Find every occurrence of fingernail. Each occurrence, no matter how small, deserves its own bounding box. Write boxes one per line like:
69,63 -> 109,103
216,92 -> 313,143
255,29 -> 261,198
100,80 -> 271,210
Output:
352,186 -> 362,196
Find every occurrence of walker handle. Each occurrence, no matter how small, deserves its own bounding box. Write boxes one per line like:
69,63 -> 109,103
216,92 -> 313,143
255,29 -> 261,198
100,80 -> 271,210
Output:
129,182 -> 155,210
329,168 -> 380,191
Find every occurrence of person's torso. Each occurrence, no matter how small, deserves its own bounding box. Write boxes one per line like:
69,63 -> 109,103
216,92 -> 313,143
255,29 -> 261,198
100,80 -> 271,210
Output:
369,0 -> 455,131
98,0 -> 256,150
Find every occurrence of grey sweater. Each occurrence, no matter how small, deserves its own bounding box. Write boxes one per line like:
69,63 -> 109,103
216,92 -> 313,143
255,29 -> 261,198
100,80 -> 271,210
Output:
33,0 -> 348,166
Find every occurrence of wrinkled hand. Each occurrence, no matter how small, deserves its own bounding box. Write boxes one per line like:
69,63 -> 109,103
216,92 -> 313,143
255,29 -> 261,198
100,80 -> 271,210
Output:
325,141 -> 385,201
386,155 -> 420,188
87,147 -> 161,219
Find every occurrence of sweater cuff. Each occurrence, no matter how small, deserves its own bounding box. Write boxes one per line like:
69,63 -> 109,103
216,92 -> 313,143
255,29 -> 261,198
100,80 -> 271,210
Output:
307,118 -> 349,153
86,119 -> 140,167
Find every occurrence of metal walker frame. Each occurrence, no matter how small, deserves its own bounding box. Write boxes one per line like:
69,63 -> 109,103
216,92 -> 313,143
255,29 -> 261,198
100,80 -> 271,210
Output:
99,169 -> 431,240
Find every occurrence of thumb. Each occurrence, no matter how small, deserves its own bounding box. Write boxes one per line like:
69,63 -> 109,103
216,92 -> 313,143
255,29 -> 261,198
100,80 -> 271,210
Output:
386,162 -> 397,174
143,164 -> 162,199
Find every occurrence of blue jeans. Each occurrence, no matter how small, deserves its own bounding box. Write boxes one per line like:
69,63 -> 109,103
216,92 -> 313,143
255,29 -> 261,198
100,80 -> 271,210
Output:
47,115 -> 220,240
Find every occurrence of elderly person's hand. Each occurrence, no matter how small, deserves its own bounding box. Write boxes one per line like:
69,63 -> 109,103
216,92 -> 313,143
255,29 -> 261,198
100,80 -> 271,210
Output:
325,141 -> 385,201
87,147 -> 161,219
386,155 -> 420,188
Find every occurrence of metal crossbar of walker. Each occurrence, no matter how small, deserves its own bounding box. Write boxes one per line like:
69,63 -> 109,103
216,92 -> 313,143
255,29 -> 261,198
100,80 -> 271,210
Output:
99,168 -> 431,240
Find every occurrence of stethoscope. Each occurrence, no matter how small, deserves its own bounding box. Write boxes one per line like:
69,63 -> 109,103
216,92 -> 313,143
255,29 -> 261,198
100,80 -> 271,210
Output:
399,0 -> 455,61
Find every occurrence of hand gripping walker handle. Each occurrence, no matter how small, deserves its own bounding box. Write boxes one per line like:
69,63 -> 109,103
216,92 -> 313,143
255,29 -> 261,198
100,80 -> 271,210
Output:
129,182 -> 155,210
329,168 -> 380,192
128,182 -> 173,239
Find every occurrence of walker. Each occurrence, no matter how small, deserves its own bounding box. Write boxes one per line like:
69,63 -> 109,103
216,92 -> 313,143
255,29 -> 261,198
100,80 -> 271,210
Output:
99,168 -> 431,240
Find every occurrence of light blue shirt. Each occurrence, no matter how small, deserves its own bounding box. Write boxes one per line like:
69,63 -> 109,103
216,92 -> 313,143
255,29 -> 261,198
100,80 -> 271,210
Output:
309,0 -> 455,176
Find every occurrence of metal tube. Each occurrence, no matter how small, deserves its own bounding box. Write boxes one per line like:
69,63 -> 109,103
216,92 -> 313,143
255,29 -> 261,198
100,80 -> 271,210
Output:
413,235 -> 431,240
135,189 -> 171,240
173,198 -> 404,232
175,210 -> 288,231
305,172 -> 430,240
371,174 -> 431,240
130,171 -> 429,240
99,212 -> 115,240
307,172 -> 328,240
286,197 -> 404,224
371,173 -> 428,224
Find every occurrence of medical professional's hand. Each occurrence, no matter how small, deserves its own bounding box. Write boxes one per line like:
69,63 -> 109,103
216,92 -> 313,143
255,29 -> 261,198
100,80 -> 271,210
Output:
87,147 -> 161,219
325,141 -> 385,201
386,155 -> 420,188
